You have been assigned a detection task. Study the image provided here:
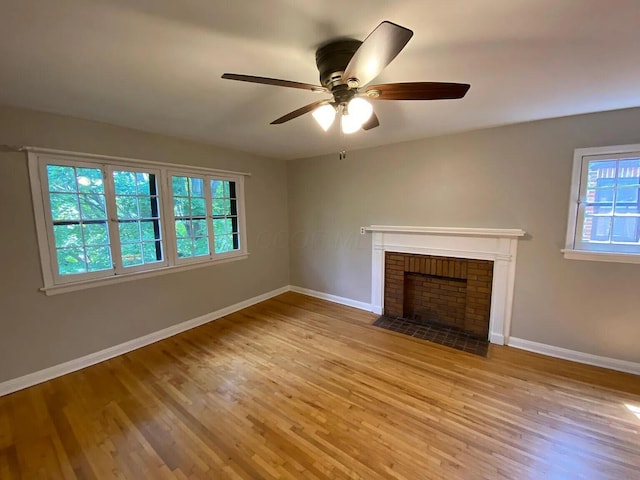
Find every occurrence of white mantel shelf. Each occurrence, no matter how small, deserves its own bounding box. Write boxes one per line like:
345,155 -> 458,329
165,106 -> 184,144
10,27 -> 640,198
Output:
366,225 -> 526,238
369,225 -> 526,345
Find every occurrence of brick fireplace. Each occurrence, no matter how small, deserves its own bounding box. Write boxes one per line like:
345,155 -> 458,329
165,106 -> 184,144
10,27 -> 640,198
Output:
384,252 -> 493,338
368,226 -> 526,344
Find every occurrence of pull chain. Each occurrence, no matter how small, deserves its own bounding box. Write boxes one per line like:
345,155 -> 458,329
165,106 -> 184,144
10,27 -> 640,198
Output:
338,108 -> 347,160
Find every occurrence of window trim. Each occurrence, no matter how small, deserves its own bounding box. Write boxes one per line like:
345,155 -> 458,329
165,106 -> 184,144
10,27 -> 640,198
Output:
108,164 -> 170,274
26,147 -> 250,295
168,170 -> 248,266
563,143 -> 640,263
39,157 -> 115,285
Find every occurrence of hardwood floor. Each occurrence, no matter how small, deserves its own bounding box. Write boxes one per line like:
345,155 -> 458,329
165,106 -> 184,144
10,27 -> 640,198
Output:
1,292 -> 639,479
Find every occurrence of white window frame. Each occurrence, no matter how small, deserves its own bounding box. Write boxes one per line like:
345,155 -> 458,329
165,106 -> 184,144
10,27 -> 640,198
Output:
563,143 -> 640,264
27,147 -> 250,295
168,171 -> 245,266
39,157 -> 115,285
108,164 -> 170,274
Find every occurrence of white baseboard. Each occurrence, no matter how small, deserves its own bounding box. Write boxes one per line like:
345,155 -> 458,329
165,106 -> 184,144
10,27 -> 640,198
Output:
507,337 -> 640,376
5,286 -> 635,398
0,286 -> 290,397
289,285 -> 372,312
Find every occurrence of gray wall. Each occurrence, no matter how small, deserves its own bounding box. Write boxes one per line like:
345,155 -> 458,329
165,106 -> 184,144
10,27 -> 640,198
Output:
288,107 -> 640,364
0,106 -> 289,382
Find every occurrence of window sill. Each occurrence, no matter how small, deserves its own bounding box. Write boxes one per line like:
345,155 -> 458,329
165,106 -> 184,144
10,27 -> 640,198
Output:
561,249 -> 640,264
41,253 -> 249,296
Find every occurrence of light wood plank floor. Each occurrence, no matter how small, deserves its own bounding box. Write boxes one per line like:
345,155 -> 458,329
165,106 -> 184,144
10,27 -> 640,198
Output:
1,292 -> 639,479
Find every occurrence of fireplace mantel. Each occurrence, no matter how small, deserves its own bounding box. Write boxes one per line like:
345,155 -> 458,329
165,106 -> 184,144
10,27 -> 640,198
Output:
368,226 -> 526,345
366,225 -> 526,238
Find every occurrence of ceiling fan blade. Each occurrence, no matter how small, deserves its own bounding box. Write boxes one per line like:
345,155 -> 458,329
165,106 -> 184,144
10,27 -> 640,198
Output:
364,82 -> 470,100
343,21 -> 413,88
362,112 -> 380,131
271,100 -> 330,124
222,73 -> 328,93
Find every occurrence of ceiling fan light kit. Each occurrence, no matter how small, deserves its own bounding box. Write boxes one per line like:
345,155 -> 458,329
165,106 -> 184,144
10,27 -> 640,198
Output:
222,20 -> 470,137
341,109 -> 363,134
312,104 -> 336,131
340,97 -> 374,134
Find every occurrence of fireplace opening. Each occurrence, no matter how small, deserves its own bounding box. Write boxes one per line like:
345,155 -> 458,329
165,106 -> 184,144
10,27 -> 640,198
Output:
404,272 -> 467,328
377,252 -> 493,354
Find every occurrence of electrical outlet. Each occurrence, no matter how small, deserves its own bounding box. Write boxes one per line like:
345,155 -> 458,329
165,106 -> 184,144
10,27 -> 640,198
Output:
360,227 -> 366,235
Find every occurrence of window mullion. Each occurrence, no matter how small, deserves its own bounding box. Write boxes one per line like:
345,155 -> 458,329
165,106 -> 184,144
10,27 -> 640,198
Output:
237,177 -> 247,253
205,176 -> 215,257
574,157 -> 590,249
160,170 -> 177,266
610,160 -> 621,245
104,166 -> 124,274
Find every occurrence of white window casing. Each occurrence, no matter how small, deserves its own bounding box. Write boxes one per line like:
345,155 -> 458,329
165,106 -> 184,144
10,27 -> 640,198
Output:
26,147 -> 250,295
563,143 -> 640,264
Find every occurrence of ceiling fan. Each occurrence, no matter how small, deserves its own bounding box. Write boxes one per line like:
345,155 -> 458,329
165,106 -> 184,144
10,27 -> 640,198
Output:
222,21 -> 470,134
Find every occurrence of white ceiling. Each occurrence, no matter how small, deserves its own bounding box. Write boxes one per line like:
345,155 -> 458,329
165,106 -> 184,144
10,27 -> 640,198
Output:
1,0 -> 639,160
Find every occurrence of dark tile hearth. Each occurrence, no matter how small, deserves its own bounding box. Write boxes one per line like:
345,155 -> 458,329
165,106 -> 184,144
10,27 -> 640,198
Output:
373,315 -> 489,357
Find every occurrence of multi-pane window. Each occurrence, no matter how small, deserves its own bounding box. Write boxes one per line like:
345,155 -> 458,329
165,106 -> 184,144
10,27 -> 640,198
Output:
211,179 -> 239,254
566,145 -> 640,260
170,175 -> 242,263
579,158 -> 640,250
46,164 -> 112,276
113,169 -> 164,268
30,150 -> 247,291
172,176 -> 210,259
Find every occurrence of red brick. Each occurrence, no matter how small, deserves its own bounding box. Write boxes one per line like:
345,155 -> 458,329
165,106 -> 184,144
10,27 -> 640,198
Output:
384,252 -> 492,335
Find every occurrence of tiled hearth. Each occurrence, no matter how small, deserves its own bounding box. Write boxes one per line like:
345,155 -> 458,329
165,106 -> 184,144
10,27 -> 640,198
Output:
373,315 -> 489,356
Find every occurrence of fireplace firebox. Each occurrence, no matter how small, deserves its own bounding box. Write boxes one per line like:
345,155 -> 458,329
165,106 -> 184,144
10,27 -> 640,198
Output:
384,252 -> 493,338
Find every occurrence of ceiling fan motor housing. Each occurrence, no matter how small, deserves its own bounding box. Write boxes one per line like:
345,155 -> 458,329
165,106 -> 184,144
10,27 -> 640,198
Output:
315,39 -> 362,89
